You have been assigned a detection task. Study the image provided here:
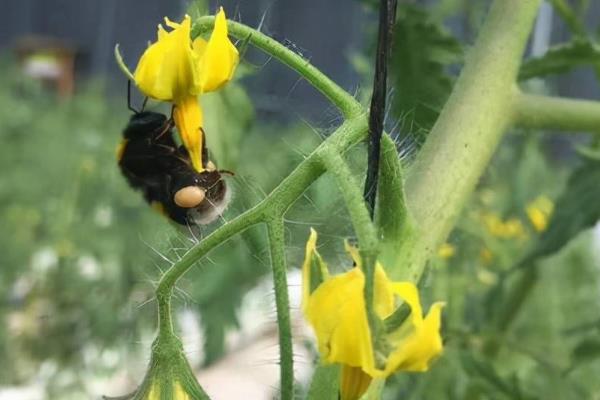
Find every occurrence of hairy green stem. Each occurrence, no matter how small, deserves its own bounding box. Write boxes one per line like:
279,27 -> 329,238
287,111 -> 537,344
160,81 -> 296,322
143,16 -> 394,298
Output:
156,117 -> 367,297
157,292 -> 174,338
514,92 -> 600,133
395,0 -> 542,281
319,149 -> 378,254
266,218 -> 294,400
154,116 -> 367,396
192,17 -> 363,119
319,148 -> 380,350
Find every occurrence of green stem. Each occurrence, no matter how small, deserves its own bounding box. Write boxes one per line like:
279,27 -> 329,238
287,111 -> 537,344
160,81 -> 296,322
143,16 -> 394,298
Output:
192,17 -> 363,119
156,207 -> 264,296
157,291 -> 174,338
155,117 -> 367,299
513,92 -> 600,133
153,116 -> 367,398
266,218 -> 294,400
394,0 -> 542,281
318,148 -> 381,359
318,149 -> 378,254
155,114 -> 365,307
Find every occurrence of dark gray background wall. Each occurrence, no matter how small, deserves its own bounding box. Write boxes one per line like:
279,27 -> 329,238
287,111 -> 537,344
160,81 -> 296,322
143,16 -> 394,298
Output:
0,0 -> 366,120
1,1 -> 599,119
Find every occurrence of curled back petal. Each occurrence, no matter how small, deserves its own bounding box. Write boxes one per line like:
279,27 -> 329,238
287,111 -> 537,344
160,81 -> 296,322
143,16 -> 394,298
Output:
390,282 -> 424,327
134,15 -> 201,100
384,301 -> 444,374
305,268 -> 377,375
340,365 -> 372,400
197,7 -> 239,92
302,229 -> 330,313
372,264 -> 396,319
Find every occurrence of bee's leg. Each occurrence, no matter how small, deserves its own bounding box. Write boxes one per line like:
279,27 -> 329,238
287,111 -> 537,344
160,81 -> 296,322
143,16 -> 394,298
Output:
127,80 -> 138,114
141,96 -> 149,112
200,128 -> 209,169
218,169 -> 235,177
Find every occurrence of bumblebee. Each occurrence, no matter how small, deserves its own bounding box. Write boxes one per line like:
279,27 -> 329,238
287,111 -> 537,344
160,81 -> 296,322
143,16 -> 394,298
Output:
117,85 -> 231,226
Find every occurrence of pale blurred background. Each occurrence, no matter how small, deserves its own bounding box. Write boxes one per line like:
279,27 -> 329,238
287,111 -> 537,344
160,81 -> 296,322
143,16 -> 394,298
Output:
1,1 -> 600,399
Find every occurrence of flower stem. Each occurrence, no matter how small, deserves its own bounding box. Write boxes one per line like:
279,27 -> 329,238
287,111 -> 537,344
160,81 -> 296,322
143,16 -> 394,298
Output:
513,92 -> 600,133
153,116 -> 368,395
192,17 -> 363,119
155,117 -> 367,298
157,290 -> 174,339
266,218 -> 294,400
319,148 -> 380,352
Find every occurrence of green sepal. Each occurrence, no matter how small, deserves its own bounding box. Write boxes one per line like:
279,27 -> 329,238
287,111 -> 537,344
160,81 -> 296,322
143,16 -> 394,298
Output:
106,333 -> 211,400
114,44 -> 135,81
306,363 -> 340,400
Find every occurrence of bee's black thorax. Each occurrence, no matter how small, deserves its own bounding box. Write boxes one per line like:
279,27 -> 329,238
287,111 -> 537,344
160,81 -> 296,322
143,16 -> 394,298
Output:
117,110 -> 231,227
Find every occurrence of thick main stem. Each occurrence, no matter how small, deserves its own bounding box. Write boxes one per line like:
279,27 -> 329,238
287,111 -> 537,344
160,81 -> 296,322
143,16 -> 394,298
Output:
396,0 -> 542,281
266,218 -> 294,400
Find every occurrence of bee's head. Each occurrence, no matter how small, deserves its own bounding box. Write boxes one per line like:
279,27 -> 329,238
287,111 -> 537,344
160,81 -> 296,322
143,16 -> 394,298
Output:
172,169 -> 231,226
123,111 -> 170,140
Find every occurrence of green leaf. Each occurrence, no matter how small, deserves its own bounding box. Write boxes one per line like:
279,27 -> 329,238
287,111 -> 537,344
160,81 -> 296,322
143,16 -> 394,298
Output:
306,363 -> 340,400
571,338 -> 600,365
390,5 -> 462,138
575,144 -> 600,161
519,160 -> 600,267
460,352 -> 532,400
519,39 -> 600,81
548,0 -> 587,36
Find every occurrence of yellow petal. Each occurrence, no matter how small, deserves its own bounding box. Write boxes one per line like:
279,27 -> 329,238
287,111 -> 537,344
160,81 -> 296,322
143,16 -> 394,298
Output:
173,95 -> 204,172
390,282 -> 424,327
305,267 -> 376,374
526,196 -> 553,232
134,15 -> 201,100
344,242 -> 395,319
197,7 -> 239,92
173,382 -> 191,400
146,383 -> 160,400
384,301 -> 444,374
372,264 -> 396,319
302,229 -> 330,313
340,365 -> 372,400
437,243 -> 456,259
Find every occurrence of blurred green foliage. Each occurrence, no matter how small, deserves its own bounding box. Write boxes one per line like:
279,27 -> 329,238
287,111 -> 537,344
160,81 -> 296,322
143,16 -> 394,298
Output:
2,0 -> 600,398
0,51 -> 354,396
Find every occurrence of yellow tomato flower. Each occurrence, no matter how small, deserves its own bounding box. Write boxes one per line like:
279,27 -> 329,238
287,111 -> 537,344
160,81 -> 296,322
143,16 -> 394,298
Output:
302,229 -> 444,400
133,8 -> 239,172
526,195 -> 553,232
481,212 -> 527,240
437,243 -> 456,259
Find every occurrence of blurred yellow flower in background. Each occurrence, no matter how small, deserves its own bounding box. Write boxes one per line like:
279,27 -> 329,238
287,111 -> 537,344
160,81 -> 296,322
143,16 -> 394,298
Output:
482,212 -> 527,239
302,229 -> 444,400
437,243 -> 456,259
133,8 -> 239,171
526,195 -> 553,232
